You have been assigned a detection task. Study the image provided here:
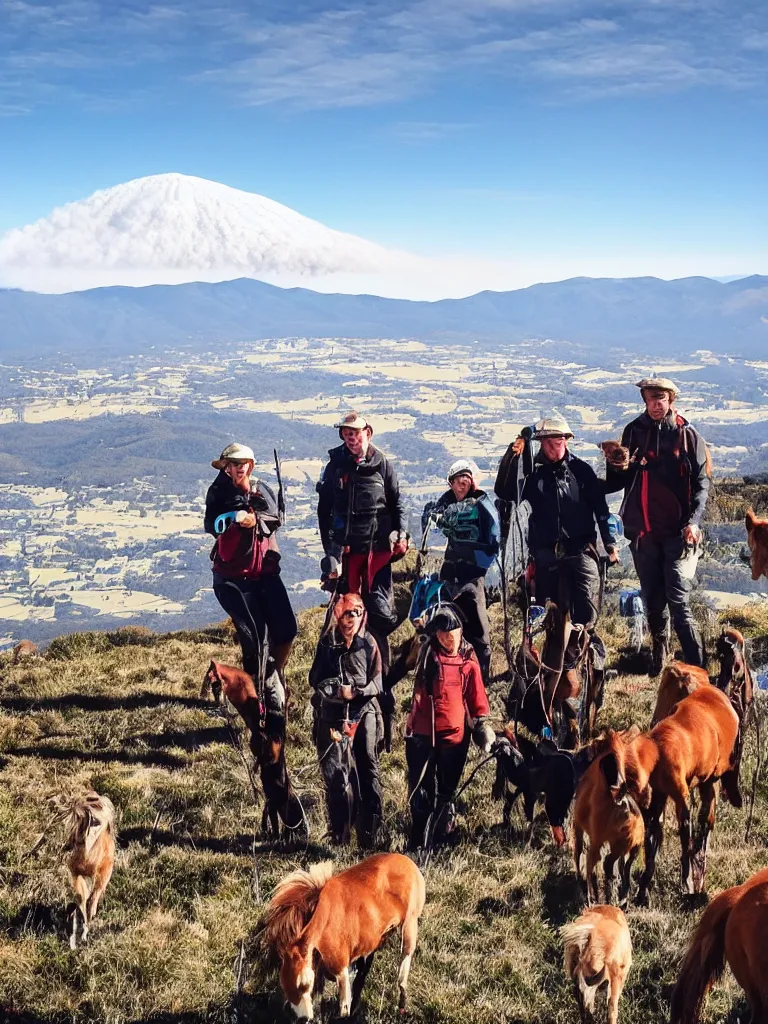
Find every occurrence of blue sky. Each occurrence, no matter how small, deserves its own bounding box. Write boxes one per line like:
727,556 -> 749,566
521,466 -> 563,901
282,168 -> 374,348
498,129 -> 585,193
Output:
1,0 -> 766,290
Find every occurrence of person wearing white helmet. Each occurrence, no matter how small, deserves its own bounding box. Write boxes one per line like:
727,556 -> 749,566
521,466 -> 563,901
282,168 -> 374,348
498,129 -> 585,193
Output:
602,378 -> 711,672
495,415 -> 619,693
420,459 -> 500,681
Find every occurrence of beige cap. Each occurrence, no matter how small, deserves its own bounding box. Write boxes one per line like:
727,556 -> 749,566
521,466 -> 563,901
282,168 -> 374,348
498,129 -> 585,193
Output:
533,415 -> 574,440
636,377 -> 679,398
334,411 -> 372,433
211,443 -> 255,470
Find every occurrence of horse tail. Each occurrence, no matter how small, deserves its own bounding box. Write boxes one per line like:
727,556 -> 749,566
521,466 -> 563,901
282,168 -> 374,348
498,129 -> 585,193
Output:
262,861 -> 335,957
670,885 -> 736,1024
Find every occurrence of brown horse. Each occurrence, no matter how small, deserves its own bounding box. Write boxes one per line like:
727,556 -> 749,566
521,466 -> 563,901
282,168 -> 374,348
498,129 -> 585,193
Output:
202,660 -> 304,837
670,867 -> 768,1024
51,791 -> 116,949
561,904 -> 632,1024
621,685 -> 741,901
262,853 -> 426,1019
649,661 -> 709,727
572,730 -> 644,908
745,508 -> 768,580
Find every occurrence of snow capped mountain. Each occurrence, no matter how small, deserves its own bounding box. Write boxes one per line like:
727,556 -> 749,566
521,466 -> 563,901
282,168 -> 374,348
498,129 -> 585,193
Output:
0,173 -> 404,293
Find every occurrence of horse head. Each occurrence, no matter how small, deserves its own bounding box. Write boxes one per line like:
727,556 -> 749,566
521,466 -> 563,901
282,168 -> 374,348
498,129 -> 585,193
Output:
280,943 -> 316,1020
746,508 -> 768,581
716,627 -> 754,718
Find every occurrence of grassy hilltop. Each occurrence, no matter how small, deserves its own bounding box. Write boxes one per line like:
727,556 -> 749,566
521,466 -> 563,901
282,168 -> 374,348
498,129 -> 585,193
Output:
1,573 -> 768,1024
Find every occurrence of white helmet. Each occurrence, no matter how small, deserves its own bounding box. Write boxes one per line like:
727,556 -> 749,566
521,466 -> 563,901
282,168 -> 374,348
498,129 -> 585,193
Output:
447,458 -> 480,484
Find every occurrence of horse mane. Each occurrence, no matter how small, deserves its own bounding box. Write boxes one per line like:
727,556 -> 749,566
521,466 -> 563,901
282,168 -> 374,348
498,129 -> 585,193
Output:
51,791 -> 115,854
262,861 -> 335,957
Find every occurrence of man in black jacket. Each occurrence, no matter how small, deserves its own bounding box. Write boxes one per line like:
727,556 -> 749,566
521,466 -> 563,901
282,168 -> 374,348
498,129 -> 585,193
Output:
316,411 -> 408,672
603,377 -> 710,671
495,416 -> 619,632
309,592 -> 383,848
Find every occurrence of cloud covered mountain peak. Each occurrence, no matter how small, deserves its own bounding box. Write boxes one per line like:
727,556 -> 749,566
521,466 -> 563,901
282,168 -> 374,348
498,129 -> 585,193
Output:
0,172 -> 398,293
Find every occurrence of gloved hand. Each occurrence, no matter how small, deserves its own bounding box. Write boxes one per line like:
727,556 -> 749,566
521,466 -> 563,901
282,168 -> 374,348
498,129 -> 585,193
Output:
320,554 -> 341,578
472,718 -> 496,753
389,530 -> 409,560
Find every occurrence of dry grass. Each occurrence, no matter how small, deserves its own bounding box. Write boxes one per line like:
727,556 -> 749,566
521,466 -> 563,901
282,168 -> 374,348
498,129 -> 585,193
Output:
0,595 -> 767,1024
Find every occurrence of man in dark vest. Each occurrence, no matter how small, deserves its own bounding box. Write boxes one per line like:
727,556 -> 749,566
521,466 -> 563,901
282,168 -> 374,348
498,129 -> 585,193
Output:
603,377 -> 710,672
316,411 -> 408,672
495,415 -> 619,640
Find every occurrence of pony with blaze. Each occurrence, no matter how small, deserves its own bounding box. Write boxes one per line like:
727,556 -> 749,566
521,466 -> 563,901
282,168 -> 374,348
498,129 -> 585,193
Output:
261,853 -> 426,1020
671,867 -> 768,1024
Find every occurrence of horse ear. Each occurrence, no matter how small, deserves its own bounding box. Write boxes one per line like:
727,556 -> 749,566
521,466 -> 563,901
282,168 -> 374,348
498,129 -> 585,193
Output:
620,724 -> 641,744
746,507 -> 755,530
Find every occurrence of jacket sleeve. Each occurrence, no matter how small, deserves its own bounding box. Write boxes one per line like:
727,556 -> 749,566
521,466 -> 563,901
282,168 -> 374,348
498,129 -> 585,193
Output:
252,480 -> 282,536
385,459 -> 407,536
463,655 -> 490,721
316,462 -> 335,554
494,445 -> 521,503
687,428 -> 711,527
308,642 -> 328,690
581,464 -> 617,551
204,483 -> 219,537
355,637 -> 383,697
479,495 -> 500,556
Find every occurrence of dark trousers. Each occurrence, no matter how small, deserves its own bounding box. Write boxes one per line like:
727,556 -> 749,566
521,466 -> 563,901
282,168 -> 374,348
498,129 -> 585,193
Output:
533,549 -> 601,630
316,703 -> 383,846
631,534 -> 705,666
442,574 -> 491,681
361,562 -> 398,675
213,575 -> 298,680
405,730 -> 470,850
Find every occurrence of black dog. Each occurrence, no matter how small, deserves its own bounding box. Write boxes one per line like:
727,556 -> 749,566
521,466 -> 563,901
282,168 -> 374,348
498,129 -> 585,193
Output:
492,730 -> 579,847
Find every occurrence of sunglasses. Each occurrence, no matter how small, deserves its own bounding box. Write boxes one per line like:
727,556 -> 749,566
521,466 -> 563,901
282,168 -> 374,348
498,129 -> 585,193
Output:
340,608 -> 363,618
227,459 -> 250,467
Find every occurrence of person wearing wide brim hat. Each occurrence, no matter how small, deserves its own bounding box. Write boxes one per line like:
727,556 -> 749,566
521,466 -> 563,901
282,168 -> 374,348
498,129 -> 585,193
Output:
602,376 -> 711,673
403,600 -> 493,851
419,457 -> 499,682
204,440 -> 297,682
316,411 -> 408,673
494,413 -> 619,744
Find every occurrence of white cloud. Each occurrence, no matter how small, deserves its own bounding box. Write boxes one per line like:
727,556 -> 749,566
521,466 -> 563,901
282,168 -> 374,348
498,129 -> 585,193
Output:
0,171 -> 763,299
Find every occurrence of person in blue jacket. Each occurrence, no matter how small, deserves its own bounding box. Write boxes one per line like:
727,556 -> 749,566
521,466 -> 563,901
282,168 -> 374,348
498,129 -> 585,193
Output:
421,459 -> 500,683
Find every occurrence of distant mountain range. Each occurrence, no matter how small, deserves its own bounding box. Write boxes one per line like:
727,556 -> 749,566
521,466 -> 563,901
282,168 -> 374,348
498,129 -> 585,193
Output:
1,273 -> 767,361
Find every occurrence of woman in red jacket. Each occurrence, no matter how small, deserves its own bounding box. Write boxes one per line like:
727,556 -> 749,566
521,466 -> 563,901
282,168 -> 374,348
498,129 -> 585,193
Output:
405,604 -> 495,851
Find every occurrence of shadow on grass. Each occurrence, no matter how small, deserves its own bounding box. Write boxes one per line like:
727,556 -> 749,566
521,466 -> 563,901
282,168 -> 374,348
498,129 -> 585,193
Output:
0,744 -> 187,770
132,726 -> 232,751
118,825 -> 334,861
0,693 -> 210,714
2,993 -> 286,1024
2,902 -> 68,940
540,859 -> 583,927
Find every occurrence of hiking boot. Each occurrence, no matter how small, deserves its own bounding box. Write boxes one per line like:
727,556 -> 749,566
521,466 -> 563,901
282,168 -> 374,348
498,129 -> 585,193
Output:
650,636 -> 669,677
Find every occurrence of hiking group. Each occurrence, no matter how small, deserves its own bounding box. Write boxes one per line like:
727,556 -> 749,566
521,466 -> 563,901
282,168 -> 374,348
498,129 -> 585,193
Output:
204,376 -> 711,850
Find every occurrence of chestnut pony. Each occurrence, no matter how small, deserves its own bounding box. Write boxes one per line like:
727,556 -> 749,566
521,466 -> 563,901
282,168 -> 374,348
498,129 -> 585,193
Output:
745,507 -> 768,580
262,853 -> 426,1020
671,867 -> 768,1024
620,684 -> 740,901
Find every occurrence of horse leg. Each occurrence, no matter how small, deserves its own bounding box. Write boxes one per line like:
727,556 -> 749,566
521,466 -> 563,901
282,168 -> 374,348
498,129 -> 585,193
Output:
574,825 -> 586,898
619,847 -> 639,909
692,780 -> 716,894
671,788 -> 694,894
585,846 -> 599,906
602,852 -> 618,906
574,979 -> 593,1024
638,793 -> 666,906
336,966 -> 352,1017
70,873 -> 89,949
523,791 -> 537,847
85,853 -> 114,932
350,952 -> 375,1015
398,911 -> 420,1012
503,786 -> 521,832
